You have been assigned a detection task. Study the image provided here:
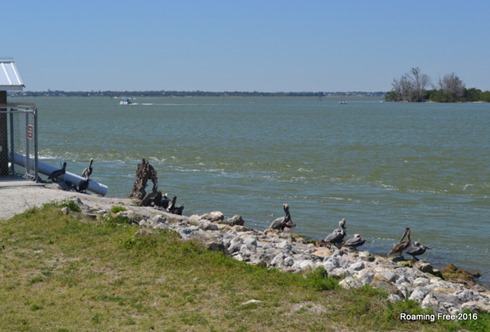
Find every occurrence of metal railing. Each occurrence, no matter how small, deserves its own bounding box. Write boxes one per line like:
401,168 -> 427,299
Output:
0,103 -> 38,181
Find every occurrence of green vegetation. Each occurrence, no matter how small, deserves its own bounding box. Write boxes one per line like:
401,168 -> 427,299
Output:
1,202 -> 488,331
58,199 -> 81,212
386,67 -> 490,103
426,88 -> 490,103
110,205 -> 127,213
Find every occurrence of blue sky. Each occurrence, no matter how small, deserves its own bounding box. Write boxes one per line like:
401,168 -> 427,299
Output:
4,0 -> 490,92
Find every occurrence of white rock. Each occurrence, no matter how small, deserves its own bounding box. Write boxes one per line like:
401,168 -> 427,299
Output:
409,287 -> 430,302
283,256 -> 294,267
271,253 -> 285,267
413,277 -> 429,287
339,276 -> 363,289
377,270 -> 398,283
421,293 -> 439,310
387,294 -> 403,302
461,301 -> 490,313
200,211 -> 224,222
349,261 -> 365,272
329,268 -> 347,278
199,221 -> 219,231
228,237 -> 243,254
151,214 -> 166,223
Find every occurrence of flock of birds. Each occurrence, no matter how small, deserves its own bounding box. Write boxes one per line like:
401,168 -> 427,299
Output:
47,162 -> 430,260
386,226 -> 431,261
47,159 -> 93,192
154,193 -> 185,215
268,204 -> 430,260
47,159 -> 185,216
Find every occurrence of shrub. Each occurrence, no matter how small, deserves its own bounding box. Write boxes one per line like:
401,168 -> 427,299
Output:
111,206 -> 127,213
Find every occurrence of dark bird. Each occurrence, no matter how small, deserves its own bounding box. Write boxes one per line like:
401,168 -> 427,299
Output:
78,178 -> 90,192
48,162 -> 67,182
159,193 -> 171,209
404,241 -> 430,261
81,158 -> 94,179
269,204 -> 296,231
172,205 -> 184,216
343,233 -> 366,249
323,218 -> 347,248
388,227 -> 411,257
167,196 -> 184,215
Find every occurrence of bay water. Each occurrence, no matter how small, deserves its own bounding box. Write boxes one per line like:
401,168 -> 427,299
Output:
15,96 -> 490,285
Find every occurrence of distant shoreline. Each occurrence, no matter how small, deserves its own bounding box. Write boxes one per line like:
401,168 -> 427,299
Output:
10,90 -> 386,98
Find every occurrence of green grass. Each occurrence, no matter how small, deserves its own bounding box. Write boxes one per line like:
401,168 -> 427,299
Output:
0,202 -> 488,331
111,205 -> 127,213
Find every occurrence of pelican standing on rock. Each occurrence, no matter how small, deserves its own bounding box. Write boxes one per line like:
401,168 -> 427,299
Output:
388,227 -> 411,257
48,162 -> 67,182
269,204 -> 296,231
342,233 -> 365,249
167,196 -> 184,215
404,241 -> 430,261
323,218 -> 347,248
159,193 -> 171,209
81,158 -> 94,179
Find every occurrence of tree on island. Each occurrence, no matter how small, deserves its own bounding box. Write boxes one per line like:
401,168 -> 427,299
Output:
385,67 -> 431,102
386,67 -> 490,102
428,73 -> 465,102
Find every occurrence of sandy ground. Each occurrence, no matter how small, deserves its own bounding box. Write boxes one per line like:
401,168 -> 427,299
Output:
0,179 -> 132,220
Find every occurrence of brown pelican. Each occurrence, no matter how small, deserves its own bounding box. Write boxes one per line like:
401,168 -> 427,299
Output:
342,233 -> 365,249
78,178 -> 90,192
404,241 -> 430,261
323,218 -> 347,248
388,227 -> 411,257
81,158 -> 94,179
159,193 -> 171,209
269,204 -> 296,231
48,162 -> 67,182
167,196 -> 184,215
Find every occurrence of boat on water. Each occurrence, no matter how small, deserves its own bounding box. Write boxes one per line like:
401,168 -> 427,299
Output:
119,97 -> 133,105
339,100 -> 347,104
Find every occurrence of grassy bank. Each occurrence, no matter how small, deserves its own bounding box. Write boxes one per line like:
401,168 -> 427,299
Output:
0,202 -> 488,331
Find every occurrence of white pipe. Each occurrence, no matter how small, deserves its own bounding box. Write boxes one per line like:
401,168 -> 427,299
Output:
11,152 -> 108,196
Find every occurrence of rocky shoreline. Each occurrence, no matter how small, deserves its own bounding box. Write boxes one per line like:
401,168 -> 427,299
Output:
61,195 -> 490,316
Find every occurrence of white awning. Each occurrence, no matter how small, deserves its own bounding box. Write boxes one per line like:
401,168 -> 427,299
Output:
0,58 -> 25,91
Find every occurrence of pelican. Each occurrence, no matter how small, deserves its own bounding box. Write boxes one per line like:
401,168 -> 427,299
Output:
388,227 -> 411,257
323,218 -> 347,248
269,204 -> 296,231
159,193 -> 171,209
78,178 -> 90,192
48,162 -> 67,182
167,196 -> 184,215
404,241 -> 430,261
81,158 -> 94,179
343,233 -> 365,249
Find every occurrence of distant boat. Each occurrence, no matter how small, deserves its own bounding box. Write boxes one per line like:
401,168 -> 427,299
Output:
119,97 -> 133,105
339,101 -> 347,104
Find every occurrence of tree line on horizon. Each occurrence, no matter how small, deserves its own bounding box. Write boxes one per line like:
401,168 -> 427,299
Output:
385,67 -> 490,102
11,90 -> 385,98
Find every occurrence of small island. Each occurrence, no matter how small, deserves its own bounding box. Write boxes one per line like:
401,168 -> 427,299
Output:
385,67 -> 490,103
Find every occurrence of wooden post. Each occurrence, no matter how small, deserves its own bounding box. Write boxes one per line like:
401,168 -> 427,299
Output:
0,91 -> 8,176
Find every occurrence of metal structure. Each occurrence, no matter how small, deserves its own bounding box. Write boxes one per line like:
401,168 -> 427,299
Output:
0,58 -> 108,194
0,58 -> 39,181
0,103 -> 38,181
0,58 -> 25,90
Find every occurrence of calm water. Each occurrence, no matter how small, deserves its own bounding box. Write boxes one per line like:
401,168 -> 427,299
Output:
14,96 -> 490,284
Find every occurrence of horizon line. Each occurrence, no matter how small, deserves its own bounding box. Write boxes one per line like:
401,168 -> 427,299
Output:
16,89 -> 387,94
